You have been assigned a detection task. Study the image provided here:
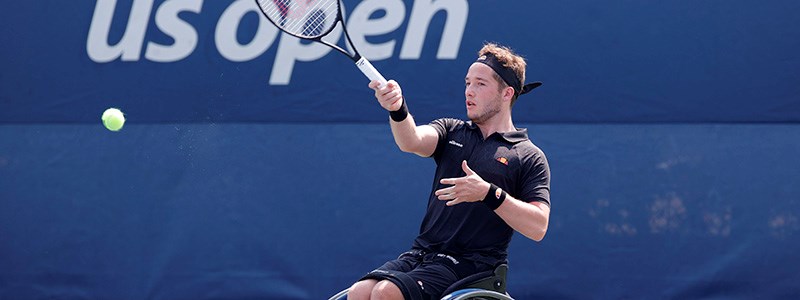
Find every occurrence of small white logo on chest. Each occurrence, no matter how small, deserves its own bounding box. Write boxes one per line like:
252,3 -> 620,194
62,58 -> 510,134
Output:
448,140 -> 463,148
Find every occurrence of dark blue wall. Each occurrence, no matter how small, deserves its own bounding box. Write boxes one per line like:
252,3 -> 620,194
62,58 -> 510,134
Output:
2,0 -> 799,299
2,124 -> 798,299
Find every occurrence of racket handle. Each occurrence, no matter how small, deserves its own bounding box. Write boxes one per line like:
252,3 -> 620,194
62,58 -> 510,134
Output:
356,57 -> 387,88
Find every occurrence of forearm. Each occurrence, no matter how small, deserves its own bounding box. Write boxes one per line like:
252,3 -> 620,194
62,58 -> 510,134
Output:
371,80 -> 438,157
387,100 -> 438,157
390,113 -> 423,155
494,196 -> 550,241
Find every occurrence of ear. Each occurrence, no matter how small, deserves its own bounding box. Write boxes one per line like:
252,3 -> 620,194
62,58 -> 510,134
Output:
503,86 -> 515,102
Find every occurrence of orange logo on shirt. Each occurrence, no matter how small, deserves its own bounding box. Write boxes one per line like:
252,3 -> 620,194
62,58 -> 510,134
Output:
496,157 -> 508,165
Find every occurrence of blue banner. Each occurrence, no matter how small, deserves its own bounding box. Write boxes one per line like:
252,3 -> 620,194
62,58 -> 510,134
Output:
2,0 -> 799,124
2,1 -> 800,299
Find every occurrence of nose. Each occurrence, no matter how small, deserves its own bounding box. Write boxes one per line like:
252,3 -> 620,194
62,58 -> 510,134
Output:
465,85 -> 474,99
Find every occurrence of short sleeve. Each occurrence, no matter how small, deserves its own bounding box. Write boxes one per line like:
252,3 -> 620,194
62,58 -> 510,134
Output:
428,118 -> 462,160
518,148 -> 551,206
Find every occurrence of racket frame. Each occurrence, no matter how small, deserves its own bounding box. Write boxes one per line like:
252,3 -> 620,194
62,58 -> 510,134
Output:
254,0 -> 387,86
255,0 -> 361,62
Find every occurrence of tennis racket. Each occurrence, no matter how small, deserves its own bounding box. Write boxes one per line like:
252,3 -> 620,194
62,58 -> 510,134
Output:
255,0 -> 388,87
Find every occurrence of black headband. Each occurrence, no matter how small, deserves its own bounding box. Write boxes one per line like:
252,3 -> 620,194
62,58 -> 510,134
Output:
476,52 -> 542,96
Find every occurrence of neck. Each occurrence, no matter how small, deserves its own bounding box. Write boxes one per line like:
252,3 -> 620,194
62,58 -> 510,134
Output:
475,110 -> 515,139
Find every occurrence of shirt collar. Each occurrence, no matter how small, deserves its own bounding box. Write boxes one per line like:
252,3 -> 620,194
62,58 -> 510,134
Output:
465,121 -> 530,143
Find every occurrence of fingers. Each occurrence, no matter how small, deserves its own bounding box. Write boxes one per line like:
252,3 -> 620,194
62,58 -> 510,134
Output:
437,171 -> 486,206
461,160 -> 475,175
446,199 -> 464,206
435,185 -> 465,206
437,164 -> 484,206
368,80 -> 381,90
438,190 -> 464,206
440,177 -> 459,185
438,187 -> 465,206
371,80 -> 397,93
372,80 -> 403,111
441,194 -> 471,206
435,186 -> 455,199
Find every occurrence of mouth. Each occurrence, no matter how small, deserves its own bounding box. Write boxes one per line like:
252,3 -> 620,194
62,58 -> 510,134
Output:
466,100 -> 476,108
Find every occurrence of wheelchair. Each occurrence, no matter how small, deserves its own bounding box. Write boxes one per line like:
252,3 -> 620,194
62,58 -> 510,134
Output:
328,264 -> 513,300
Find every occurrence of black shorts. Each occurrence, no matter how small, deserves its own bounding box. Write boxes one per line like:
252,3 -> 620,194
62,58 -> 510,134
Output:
360,249 -> 492,300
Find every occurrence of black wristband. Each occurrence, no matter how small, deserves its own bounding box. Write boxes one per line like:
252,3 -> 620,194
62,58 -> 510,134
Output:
483,183 -> 507,210
389,98 -> 408,122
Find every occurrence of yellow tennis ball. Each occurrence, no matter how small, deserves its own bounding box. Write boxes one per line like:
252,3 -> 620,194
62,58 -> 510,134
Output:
102,108 -> 125,131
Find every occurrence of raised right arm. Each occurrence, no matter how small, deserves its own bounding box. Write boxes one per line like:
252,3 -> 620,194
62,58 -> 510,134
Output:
370,80 -> 440,157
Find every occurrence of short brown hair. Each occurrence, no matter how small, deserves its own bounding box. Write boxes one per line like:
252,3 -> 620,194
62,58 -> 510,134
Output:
477,43 -> 527,105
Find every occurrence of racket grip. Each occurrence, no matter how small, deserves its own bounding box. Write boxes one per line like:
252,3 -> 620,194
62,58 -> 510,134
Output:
356,57 -> 387,88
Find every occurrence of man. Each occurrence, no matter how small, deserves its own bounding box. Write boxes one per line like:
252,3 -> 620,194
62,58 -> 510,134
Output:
348,43 -> 551,300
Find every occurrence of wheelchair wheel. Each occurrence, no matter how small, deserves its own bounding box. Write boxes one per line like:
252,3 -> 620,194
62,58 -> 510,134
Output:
329,287 -> 513,300
328,288 -> 348,300
440,288 -> 514,300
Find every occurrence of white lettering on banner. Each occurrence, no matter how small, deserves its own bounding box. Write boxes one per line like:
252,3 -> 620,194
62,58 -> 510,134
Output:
271,30 -> 342,84
347,0 -> 406,61
86,0 -> 468,84
216,0 -> 279,62
87,0 -> 155,62
401,0 -> 468,59
146,0 -> 203,62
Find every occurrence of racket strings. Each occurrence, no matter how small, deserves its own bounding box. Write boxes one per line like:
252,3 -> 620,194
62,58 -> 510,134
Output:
257,0 -> 338,38
304,9 -> 329,36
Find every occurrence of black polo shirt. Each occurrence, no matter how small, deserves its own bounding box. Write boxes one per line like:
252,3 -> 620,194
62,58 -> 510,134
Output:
411,118 -> 550,267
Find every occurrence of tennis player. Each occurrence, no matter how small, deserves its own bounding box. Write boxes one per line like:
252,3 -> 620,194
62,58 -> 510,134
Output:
347,43 -> 551,300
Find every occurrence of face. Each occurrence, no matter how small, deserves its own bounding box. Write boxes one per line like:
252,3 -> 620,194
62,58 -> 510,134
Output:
465,63 -> 508,124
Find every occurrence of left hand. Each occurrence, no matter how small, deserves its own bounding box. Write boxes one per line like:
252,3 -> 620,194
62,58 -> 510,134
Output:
435,160 -> 491,206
